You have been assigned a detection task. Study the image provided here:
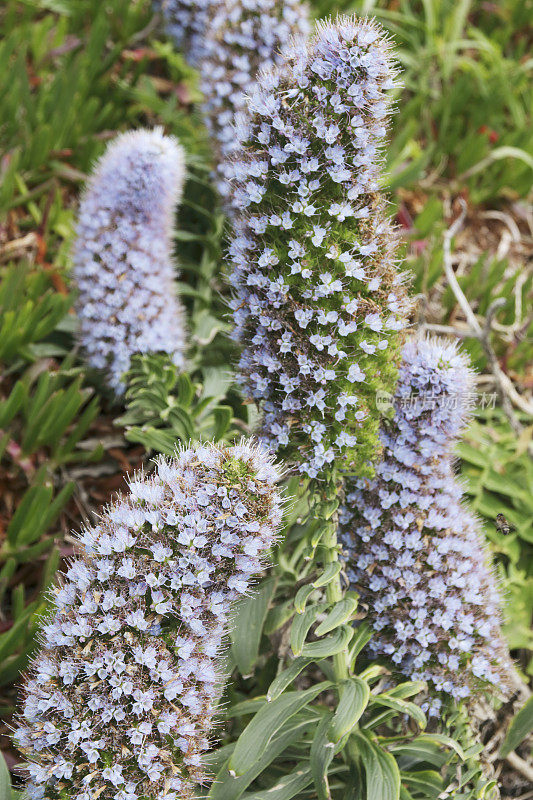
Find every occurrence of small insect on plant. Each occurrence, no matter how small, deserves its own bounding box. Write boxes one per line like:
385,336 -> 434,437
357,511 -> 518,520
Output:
495,513 -> 516,535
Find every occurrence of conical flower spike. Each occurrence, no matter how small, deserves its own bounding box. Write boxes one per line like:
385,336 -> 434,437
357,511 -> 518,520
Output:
229,16 -> 411,478
340,336 -> 515,714
73,128 -> 186,395
15,440 -> 283,800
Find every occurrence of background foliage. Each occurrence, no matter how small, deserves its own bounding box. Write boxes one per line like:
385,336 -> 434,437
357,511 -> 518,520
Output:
0,0 -> 531,796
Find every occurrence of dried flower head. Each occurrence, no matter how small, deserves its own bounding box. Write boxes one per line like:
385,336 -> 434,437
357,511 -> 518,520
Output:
339,336 -> 514,713
15,440 -> 283,800
229,16 -> 411,478
73,128 -> 186,395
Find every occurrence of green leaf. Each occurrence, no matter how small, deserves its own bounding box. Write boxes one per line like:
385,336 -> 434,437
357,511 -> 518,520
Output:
201,366 -> 233,400
0,608 -> 39,662
0,560 -> 16,604
500,696 -> 533,757
349,623 -> 372,667
264,599 -> 294,635
315,594 -> 358,636
231,578 -> 275,675
385,681 -> 427,701
193,309 -> 227,345
225,697 -> 267,719
414,733 -> 466,761
329,677 -> 370,743
0,751 -> 11,800
312,562 -> 342,587
455,441 -> 489,468
0,381 -> 26,428
353,732 -> 400,800
310,521 -> 328,548
177,374 -> 195,406
125,427 -> 176,456
401,770 -> 443,797
239,765 -> 313,800
300,624 -> 353,659
461,145 -> 533,177
316,499 -> 339,519
167,406 -> 195,440
389,740 -> 448,771
310,713 -> 335,800
208,717 -> 311,800
359,664 -> 387,682
213,405 -> 233,441
290,602 -> 328,656
7,483 -> 53,546
294,584 -> 316,613
228,683 -> 332,776
482,470 -> 527,502
370,696 -> 426,729
267,657 -> 313,702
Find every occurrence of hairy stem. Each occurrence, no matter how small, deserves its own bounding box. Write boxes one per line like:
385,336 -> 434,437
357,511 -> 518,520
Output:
318,474 -> 348,684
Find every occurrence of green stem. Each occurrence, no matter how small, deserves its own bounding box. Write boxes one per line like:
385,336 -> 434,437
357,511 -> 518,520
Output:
318,474 -> 348,684
325,519 -> 349,683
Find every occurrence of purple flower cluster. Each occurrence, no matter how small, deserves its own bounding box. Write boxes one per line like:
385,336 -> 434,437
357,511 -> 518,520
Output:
153,0 -> 218,66
15,441 -> 283,800
229,17 -> 411,478
339,336 -> 514,712
199,0 -> 310,204
155,0 -> 310,209
73,129 -> 186,395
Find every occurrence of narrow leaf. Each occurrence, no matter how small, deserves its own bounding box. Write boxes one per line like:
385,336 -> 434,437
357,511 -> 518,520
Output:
264,599 -> 294,635
267,657 -> 313,702
500,696 -> 533,758
290,602 -> 328,656
315,594 -> 358,636
329,677 -> 370,743
240,765 -> 313,800
208,718 -> 310,800
300,624 -> 352,659
401,770 -> 443,793
349,623 -> 372,666
231,578 -> 275,675
313,562 -> 341,587
385,681 -> 426,701
213,405 -> 233,441
294,584 -> 315,613
370,696 -> 426,729
310,713 -> 335,800
414,733 -> 466,761
353,732 -> 400,800
228,683 -> 332,776
0,751 -> 10,800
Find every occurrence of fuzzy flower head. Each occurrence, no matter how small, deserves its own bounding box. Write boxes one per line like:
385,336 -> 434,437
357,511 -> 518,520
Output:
15,440 -> 283,800
199,0 -> 310,203
73,128 -> 186,395
229,16 -> 411,479
339,336 -> 515,711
